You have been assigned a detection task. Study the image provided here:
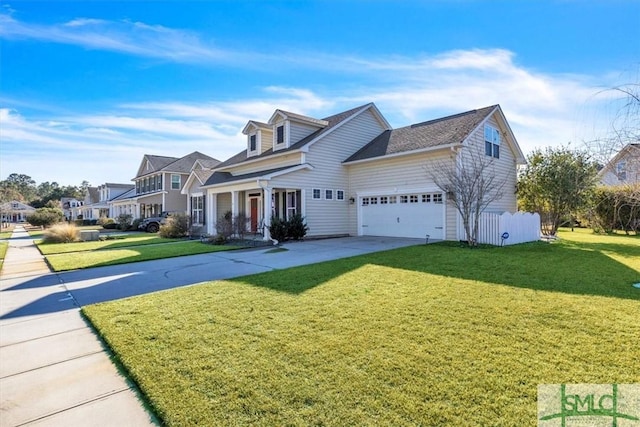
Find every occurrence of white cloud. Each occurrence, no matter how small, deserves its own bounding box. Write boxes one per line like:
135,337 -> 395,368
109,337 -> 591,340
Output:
0,46 -> 624,186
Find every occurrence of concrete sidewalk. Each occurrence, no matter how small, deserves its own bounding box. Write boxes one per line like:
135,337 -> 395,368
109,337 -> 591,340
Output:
0,226 -> 157,427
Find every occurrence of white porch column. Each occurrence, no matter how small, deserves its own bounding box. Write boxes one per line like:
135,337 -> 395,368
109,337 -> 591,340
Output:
231,191 -> 239,219
262,186 -> 272,241
208,193 -> 217,236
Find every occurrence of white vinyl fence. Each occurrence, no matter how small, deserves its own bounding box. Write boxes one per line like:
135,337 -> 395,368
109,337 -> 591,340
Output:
456,212 -> 541,246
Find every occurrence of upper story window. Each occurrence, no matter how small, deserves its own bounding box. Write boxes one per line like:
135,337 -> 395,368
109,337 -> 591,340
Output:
276,125 -> 285,145
250,134 -> 257,152
171,174 -> 181,190
617,161 -> 627,181
484,125 -> 500,159
312,188 -> 321,200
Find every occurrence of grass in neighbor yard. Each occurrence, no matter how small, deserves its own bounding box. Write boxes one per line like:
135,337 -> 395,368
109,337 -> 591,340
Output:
45,240 -> 245,271
0,241 -> 7,270
83,230 -> 640,426
37,234 -> 180,255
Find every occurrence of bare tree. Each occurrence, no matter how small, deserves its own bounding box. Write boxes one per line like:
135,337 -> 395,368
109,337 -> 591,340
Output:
584,82 -> 639,166
427,147 -> 507,246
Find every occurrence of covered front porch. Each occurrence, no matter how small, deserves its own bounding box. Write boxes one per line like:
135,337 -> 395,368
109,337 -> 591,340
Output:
206,183 -> 303,240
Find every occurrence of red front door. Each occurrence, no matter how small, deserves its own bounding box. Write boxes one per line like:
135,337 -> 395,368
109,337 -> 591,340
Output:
250,198 -> 258,232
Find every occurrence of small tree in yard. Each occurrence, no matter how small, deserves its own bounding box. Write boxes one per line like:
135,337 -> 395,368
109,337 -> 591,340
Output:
428,147 -> 507,247
159,213 -> 190,238
26,207 -> 65,228
518,146 -> 597,236
116,213 -> 133,231
215,211 -> 234,242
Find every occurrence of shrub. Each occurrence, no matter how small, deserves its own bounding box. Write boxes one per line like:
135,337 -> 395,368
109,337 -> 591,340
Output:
43,223 -> 80,243
269,216 -> 288,243
27,208 -> 65,228
233,213 -> 250,239
591,185 -> 640,233
131,218 -> 143,231
209,234 -> 227,245
97,217 -> 113,226
287,214 -> 308,240
215,211 -> 234,241
159,213 -> 190,238
115,214 -> 133,231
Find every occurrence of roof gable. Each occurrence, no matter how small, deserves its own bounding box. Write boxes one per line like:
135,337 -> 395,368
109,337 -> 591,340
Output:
267,110 -> 329,127
216,103 -> 387,170
135,154 -> 178,178
345,105 -> 498,163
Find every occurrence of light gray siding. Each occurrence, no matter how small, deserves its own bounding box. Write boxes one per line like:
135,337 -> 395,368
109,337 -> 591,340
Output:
271,108 -> 387,236
289,122 -> 321,144
226,153 -> 302,175
216,193 -> 231,218
347,150 -> 457,239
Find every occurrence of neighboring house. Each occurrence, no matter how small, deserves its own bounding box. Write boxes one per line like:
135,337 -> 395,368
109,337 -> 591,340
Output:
0,200 -> 36,223
190,103 -> 525,241
79,183 -> 135,219
73,187 -> 100,220
181,158 -> 221,230
110,151 -> 219,220
598,143 -> 640,186
61,197 -> 83,221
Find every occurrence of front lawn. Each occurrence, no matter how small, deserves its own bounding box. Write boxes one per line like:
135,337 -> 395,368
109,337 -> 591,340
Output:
45,241 -> 245,271
83,231 -> 640,426
37,234 -> 180,255
0,241 -> 7,270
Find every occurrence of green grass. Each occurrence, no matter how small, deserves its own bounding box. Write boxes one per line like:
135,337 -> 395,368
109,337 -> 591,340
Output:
46,241 -> 245,271
83,232 -> 640,426
37,234 -> 180,255
0,241 -> 7,270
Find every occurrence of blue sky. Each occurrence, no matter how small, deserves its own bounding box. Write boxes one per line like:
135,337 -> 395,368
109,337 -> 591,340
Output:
1,1 -> 639,186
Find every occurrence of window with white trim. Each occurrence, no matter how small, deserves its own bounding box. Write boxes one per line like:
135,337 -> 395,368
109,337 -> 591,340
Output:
286,191 -> 297,219
400,195 -> 408,203
336,190 -> 345,201
312,188 -> 321,199
422,194 -> 431,203
433,193 -> 443,203
485,125 -> 500,159
389,196 -> 397,204
410,195 -> 418,203
370,197 -> 378,205
171,174 -> 181,190
192,196 -> 204,224
362,197 -> 369,206
276,125 -> 284,144
250,134 -> 257,152
617,161 -> 627,181
325,189 -> 333,200
380,196 -> 388,204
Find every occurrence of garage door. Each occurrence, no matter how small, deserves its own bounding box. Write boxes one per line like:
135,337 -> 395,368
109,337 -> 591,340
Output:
360,192 -> 444,239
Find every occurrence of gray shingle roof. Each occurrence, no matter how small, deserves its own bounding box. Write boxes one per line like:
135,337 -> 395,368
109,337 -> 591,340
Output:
216,104 -> 372,169
344,105 -> 497,163
203,165 -> 300,186
162,151 -> 218,174
110,187 -> 137,201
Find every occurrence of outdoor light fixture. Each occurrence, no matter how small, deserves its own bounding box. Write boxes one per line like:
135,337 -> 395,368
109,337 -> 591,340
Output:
349,197 -> 355,204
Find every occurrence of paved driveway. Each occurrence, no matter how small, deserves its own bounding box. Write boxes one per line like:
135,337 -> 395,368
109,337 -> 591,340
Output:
2,236 -> 426,319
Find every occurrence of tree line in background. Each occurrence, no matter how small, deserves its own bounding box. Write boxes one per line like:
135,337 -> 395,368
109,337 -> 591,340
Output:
0,173 -> 90,208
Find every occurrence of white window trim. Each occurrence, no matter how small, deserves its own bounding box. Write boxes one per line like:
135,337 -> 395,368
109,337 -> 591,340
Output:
273,121 -> 289,150
312,188 -> 322,200
248,130 -> 261,156
336,189 -> 345,201
325,189 -> 334,200
171,174 -> 181,190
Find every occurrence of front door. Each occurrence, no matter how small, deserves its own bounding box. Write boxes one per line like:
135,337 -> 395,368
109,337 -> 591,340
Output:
250,198 -> 259,232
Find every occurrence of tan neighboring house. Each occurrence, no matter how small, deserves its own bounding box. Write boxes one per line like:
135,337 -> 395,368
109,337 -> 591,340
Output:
187,103 -> 525,241
598,143 -> 640,186
110,152 -> 219,220
0,200 -> 36,223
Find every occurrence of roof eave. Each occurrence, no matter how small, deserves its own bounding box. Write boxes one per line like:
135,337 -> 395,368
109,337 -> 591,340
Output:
344,142 -> 462,166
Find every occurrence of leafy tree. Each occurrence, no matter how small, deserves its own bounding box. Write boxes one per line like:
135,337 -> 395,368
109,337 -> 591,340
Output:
0,173 -> 36,202
26,207 -> 65,228
518,146 -> 597,236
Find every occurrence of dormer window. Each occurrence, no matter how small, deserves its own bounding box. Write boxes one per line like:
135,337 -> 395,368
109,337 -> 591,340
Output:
276,125 -> 284,145
250,134 -> 257,151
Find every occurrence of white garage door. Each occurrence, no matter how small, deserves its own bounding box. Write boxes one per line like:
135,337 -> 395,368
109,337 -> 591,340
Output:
360,192 -> 444,239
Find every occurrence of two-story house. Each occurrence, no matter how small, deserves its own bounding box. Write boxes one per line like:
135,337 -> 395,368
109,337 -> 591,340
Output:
110,151 -> 219,220
598,143 -> 640,186
189,103 -> 525,241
